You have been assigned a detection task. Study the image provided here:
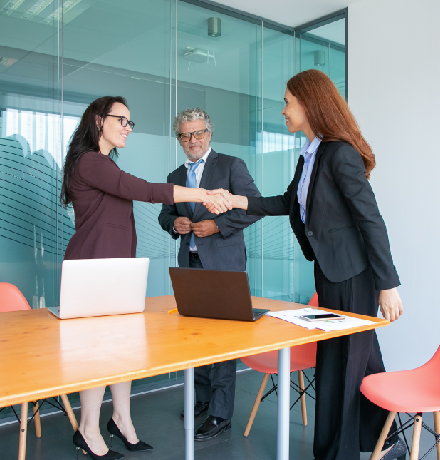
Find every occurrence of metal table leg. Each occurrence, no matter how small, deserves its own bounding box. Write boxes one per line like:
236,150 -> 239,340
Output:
184,367 -> 194,460
277,347 -> 290,460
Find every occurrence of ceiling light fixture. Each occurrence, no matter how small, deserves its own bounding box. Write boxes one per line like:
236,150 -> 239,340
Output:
22,0 -> 54,20
183,47 -> 215,65
43,0 -> 83,23
208,17 -> 221,37
1,0 -> 26,15
314,50 -> 325,67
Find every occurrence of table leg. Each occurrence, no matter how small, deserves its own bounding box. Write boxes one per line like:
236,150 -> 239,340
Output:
184,367 -> 194,460
277,347 -> 290,460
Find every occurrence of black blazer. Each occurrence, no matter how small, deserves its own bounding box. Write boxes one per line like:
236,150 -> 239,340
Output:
158,150 -> 261,270
247,141 -> 400,290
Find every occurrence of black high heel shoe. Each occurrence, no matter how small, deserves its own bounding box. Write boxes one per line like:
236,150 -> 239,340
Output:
107,418 -> 153,452
381,438 -> 407,460
73,430 -> 124,460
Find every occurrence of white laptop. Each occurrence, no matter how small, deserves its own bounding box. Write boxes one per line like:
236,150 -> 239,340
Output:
49,258 -> 150,319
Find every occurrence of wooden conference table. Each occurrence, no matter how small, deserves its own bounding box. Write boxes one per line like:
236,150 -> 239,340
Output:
0,295 -> 388,460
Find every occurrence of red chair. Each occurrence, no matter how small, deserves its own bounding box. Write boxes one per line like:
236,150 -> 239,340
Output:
240,292 -> 319,436
360,345 -> 440,460
0,282 -> 78,459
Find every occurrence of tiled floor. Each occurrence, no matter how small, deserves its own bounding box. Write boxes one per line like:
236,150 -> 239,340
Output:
0,369 -> 437,459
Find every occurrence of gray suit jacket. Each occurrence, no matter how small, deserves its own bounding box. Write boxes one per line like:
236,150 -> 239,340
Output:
158,150 -> 261,270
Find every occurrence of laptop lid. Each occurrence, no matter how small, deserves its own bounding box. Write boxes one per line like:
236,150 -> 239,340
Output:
169,267 -> 268,322
50,258 -> 150,319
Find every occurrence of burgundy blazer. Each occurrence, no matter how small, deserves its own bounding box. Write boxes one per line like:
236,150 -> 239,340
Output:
64,151 -> 174,260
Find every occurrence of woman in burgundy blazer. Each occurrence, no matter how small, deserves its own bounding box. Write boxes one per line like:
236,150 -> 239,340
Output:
61,96 -> 227,460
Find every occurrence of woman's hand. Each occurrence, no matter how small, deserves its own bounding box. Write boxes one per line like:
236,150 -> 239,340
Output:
378,288 -> 403,322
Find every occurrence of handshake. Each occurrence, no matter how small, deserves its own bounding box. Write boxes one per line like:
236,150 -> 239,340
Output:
173,185 -> 247,216
202,189 -> 235,214
172,188 -> 248,237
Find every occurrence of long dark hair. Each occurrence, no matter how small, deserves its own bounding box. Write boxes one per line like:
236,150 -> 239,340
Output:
287,70 -> 375,178
60,96 -> 128,206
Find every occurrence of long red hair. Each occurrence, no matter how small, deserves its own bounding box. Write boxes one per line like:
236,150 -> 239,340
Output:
286,69 -> 375,178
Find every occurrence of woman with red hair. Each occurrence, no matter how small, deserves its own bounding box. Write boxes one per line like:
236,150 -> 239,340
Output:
213,69 -> 404,460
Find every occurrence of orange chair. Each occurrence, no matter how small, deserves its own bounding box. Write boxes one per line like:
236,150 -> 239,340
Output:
240,292 -> 319,436
0,282 -> 78,460
360,345 -> 440,460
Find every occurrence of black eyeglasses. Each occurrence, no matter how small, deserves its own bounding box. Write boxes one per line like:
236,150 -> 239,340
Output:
178,129 -> 208,142
107,114 -> 135,129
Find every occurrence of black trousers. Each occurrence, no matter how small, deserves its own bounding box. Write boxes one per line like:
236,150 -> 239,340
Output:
189,253 -> 236,420
313,262 -> 397,460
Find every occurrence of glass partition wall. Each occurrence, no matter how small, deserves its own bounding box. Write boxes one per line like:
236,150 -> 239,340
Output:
0,0 -> 346,400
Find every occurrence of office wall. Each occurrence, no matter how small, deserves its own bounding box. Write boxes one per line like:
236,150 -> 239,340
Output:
348,0 -> 440,370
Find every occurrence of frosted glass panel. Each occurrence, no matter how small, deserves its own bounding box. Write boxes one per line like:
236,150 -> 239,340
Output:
0,1 -> 64,309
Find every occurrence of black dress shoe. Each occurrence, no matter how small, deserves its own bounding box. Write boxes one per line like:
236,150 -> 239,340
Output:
180,402 -> 210,420
73,430 -> 124,460
106,418 -> 153,452
381,438 -> 406,460
194,415 -> 231,441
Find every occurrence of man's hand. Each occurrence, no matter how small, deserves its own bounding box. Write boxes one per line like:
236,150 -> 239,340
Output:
174,217 -> 192,234
378,287 -> 403,322
192,220 -> 219,238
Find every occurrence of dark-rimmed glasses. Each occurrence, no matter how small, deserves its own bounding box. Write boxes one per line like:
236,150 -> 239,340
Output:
107,114 -> 135,129
178,129 -> 208,142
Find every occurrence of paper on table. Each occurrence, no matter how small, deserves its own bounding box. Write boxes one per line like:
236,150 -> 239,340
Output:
266,308 -> 375,332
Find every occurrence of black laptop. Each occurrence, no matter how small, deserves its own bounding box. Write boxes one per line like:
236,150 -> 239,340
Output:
169,268 -> 268,322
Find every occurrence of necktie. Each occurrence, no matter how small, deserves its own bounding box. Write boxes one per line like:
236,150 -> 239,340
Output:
186,159 -> 204,249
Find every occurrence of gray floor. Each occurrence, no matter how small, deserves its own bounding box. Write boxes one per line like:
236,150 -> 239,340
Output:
0,369 -> 437,460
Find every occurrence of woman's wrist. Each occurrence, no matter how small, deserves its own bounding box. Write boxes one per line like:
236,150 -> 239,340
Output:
197,188 -> 208,202
173,185 -> 207,203
233,194 -> 248,210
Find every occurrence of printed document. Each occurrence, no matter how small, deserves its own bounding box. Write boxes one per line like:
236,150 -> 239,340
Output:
266,308 -> 375,332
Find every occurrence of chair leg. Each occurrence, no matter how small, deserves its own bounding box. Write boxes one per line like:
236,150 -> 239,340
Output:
409,413 -> 422,460
18,402 -> 28,460
298,370 -> 307,426
60,395 -> 85,456
434,411 -> 440,460
60,394 -> 78,431
370,411 -> 397,460
244,373 -> 270,437
32,402 -> 41,438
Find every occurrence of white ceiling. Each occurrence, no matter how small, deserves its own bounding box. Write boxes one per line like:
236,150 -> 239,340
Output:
213,0 -> 362,27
